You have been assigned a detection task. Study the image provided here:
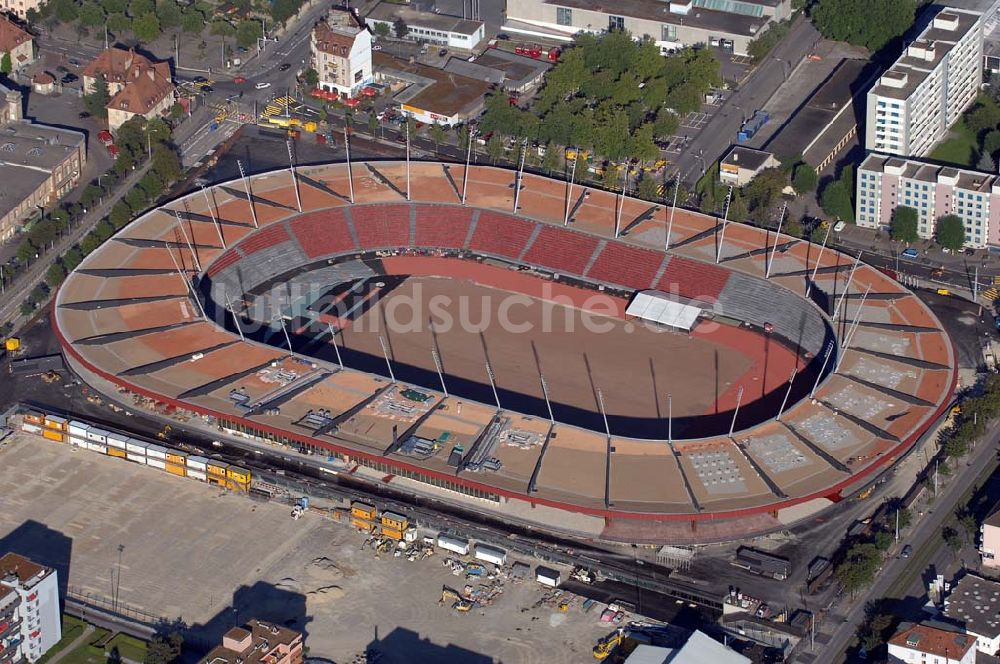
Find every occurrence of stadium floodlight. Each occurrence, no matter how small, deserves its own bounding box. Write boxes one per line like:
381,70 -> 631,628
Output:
811,341 -> 835,398
344,126 -> 355,204
462,136 -> 473,205
775,368 -> 797,422
613,167 -> 626,239
164,241 -> 206,319
513,137 -> 527,213
597,388 -> 611,440
326,323 -> 343,369
716,185 -> 734,264
836,285 -> 871,372
766,201 -> 787,279
405,121 -> 411,202
286,139 -> 302,213
540,374 -> 554,423
728,385 -> 744,438
831,251 -> 862,322
667,393 -> 673,445
563,148 -> 578,226
278,315 -> 294,356
379,336 -> 396,382
665,172 -> 680,252
806,221 -> 832,297
431,347 -> 447,397
236,159 -> 259,229
172,209 -> 202,272
485,360 -> 501,411
200,187 -> 226,249
224,292 -> 245,342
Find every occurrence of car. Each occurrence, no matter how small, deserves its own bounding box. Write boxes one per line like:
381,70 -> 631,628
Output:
192,75 -> 208,83
56,65 -> 68,73
901,544 -> 912,558
233,76 -> 247,85
201,85 -> 214,93
438,48 -> 448,57
833,220 -> 846,232
68,58 -> 80,66
964,247 -> 976,256
497,33 -> 510,40
255,81 -> 271,89
78,111 -> 91,119
61,73 -> 77,84
901,248 -> 920,259
279,63 -> 291,71
373,44 -> 382,51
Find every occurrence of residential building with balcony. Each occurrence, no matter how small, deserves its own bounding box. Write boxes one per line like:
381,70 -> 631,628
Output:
864,8 -> 983,158
855,153 -> 1000,249
311,9 -> 372,97
0,554 -> 61,664
199,620 -> 303,664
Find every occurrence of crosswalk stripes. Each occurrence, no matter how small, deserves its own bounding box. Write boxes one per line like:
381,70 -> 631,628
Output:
983,287 -> 999,302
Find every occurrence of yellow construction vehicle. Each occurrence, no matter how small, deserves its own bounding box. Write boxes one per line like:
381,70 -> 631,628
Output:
157,424 -> 172,440
40,370 -> 60,384
4,337 -> 20,352
558,601 -> 570,612
593,629 -> 625,660
440,586 -> 473,612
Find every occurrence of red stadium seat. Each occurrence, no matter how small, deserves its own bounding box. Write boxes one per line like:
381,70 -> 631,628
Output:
352,204 -> 410,248
288,209 -> 356,259
586,242 -> 662,290
238,223 -> 291,257
657,256 -> 730,300
469,212 -> 535,259
522,226 -> 600,275
415,205 -> 472,249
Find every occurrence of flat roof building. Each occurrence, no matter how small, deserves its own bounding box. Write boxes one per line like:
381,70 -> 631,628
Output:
504,0 -> 791,57
942,574 -> 1000,654
864,7 -> 983,158
719,146 -> 778,187
200,620 -> 303,664
447,48 -> 552,93
0,553 -> 62,664
374,52 -> 491,126
366,2 -> 485,50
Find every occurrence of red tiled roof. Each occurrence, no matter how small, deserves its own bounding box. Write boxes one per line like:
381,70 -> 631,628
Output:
313,21 -> 360,56
889,624 -> 975,660
0,16 -> 31,55
105,59 -> 175,115
84,47 -> 168,85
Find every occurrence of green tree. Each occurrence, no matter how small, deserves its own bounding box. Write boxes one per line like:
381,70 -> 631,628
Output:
743,168 -> 787,221
373,22 -> 389,37
210,18 -> 235,38
784,218 -> 803,238
16,241 -> 35,265
978,151 -> 996,172
180,8 -> 203,33
80,184 -> 103,210
156,0 -> 182,30
966,96 -> 1000,134
486,133 -> 504,164
890,206 -> 919,244
80,233 -> 101,255
430,123 -> 445,146
101,0 -> 126,13
107,12 -> 131,34
792,163 -> 818,194
152,146 -> 181,182
637,175 -> 660,201
943,526 -> 963,551
541,142 -> 559,174
143,633 -> 183,664
63,247 -> 83,272
367,112 -> 378,136
835,542 -> 881,598
820,180 -> 853,222
303,68 -> 319,88
145,117 -> 171,145
269,0 -> 301,25
110,201 -> 132,228
125,187 -> 149,213
235,20 -> 258,49
133,12 -> 161,42
52,0 -> 79,22
935,214 -> 965,250
79,2 -> 106,27
393,17 -> 407,38
811,0 -> 916,52
83,77 -> 111,119
985,129 -> 1000,158
0,52 -> 11,75
45,262 -> 66,288
140,170 -> 163,199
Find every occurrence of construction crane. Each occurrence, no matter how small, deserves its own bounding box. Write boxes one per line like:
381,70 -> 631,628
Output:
593,628 -> 626,660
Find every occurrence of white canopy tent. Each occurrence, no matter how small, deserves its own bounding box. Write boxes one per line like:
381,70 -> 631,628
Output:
626,290 -> 702,332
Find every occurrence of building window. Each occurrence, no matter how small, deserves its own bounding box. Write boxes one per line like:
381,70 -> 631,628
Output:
662,24 -> 676,41
556,7 -> 572,25
608,15 -> 624,31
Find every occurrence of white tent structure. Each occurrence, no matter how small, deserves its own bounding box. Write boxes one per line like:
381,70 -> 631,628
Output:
625,290 -> 703,332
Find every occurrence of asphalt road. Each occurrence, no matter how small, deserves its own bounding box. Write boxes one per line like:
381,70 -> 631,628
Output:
674,15 -> 820,185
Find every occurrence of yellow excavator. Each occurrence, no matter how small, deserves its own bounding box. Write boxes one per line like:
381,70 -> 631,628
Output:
440,586 -> 473,612
593,628 -> 626,660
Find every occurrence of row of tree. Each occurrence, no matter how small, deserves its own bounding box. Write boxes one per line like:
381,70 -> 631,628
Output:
889,207 -> 967,250
806,0 -> 917,53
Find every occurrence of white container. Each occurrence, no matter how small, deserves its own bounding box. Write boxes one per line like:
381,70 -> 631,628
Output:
88,442 -> 107,454
187,469 -> 207,482
145,444 -> 167,460
437,534 -> 470,556
106,433 -> 129,449
146,458 -> 166,470
474,544 -> 507,566
86,428 -> 109,443
68,421 -> 89,437
535,566 -> 561,587
21,423 -> 41,434
187,455 -> 208,471
125,439 -> 148,454
69,436 -> 87,447
126,453 -> 146,464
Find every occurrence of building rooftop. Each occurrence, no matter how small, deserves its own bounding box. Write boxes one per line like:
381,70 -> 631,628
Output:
671,630 -> 751,664
944,574 -> 1000,637
374,52 -> 491,118
889,623 -> 976,659
0,16 -> 31,60
106,62 -> 174,115
0,121 -> 85,221
366,2 -> 484,37
83,48 -> 169,86
868,7 -> 982,102
859,152 -> 999,190
0,552 -> 51,589
721,145 -> 774,172
468,49 -> 552,88
985,503 -> 1000,529
539,0 -> 771,37
201,619 -> 302,664
312,18 -> 365,57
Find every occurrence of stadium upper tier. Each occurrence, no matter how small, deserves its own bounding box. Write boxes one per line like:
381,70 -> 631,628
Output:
53,162 -> 955,525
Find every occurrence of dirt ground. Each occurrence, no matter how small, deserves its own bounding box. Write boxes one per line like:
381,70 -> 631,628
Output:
334,277 -> 758,420
0,435 -> 615,663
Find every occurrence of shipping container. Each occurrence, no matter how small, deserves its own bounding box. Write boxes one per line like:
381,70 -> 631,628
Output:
108,448 -> 127,459
226,465 -> 251,485
20,422 -> 41,434
351,501 -> 377,520
145,444 -> 167,460
41,429 -> 65,442
87,442 -> 107,454
351,517 -> 375,532
187,469 -> 207,482
535,566 -> 561,587
437,534 -> 470,555
165,463 -> 186,477
166,451 -> 188,466
380,511 -> 409,530
474,544 -> 507,566
125,439 -> 148,454
23,411 -> 44,425
146,458 -> 167,470
381,527 -> 404,541
207,461 -> 228,477
86,428 -> 109,443
106,433 -> 129,450
126,453 -> 147,464
69,436 -> 87,447
187,455 -> 208,471
207,475 -> 226,487
44,415 -> 67,431
68,421 -> 89,437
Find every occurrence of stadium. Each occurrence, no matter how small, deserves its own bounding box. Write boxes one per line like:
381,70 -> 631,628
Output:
52,161 -> 956,542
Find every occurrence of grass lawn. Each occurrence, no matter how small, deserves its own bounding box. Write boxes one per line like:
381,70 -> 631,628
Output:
929,119 -> 979,167
37,616 -> 89,664
106,633 -> 148,662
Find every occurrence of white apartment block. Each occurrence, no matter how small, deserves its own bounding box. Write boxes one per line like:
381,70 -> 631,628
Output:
888,624 -> 976,664
0,554 -> 61,664
857,153 -> 1000,248
311,10 -> 373,97
865,8 -> 983,158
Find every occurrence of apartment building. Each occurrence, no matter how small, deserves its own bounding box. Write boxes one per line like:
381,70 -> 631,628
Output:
943,574 -> 1000,654
856,153 -> 999,248
0,553 -> 62,664
0,0 -> 44,20
981,504 -> 1000,568
311,10 -> 372,97
865,8 -> 983,158
82,48 -> 175,131
199,620 -> 303,664
504,0 -> 791,57
887,624 -> 976,664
